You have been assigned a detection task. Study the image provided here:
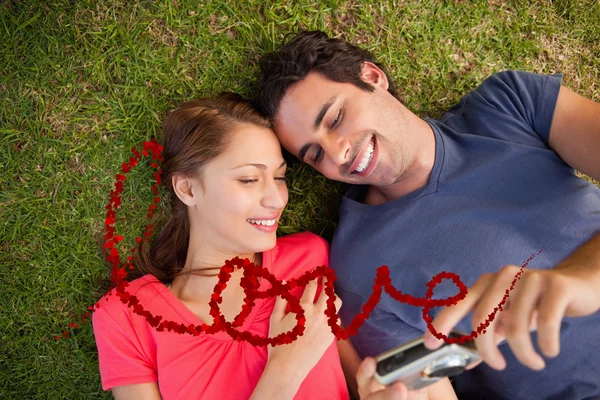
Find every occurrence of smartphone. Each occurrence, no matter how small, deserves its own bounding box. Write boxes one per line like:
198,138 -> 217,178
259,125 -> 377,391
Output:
374,331 -> 480,390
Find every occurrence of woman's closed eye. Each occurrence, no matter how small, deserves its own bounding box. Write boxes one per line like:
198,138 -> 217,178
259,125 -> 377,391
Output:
239,177 -> 287,184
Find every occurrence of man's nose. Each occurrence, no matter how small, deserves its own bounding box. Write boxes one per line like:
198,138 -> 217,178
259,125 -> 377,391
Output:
323,138 -> 351,166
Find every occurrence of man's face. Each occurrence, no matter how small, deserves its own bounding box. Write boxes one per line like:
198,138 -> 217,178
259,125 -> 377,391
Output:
273,64 -> 413,187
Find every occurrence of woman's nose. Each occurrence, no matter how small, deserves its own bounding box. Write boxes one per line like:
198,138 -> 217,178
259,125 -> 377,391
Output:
261,179 -> 286,209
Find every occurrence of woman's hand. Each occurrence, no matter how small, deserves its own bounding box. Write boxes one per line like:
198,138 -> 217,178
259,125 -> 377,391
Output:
250,277 -> 341,400
267,277 -> 342,376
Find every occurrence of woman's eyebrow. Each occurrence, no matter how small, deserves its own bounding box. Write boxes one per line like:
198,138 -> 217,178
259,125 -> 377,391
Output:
232,161 -> 287,170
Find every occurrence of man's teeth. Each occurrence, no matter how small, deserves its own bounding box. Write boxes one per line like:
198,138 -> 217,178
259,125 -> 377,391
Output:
354,139 -> 375,173
247,219 -> 276,226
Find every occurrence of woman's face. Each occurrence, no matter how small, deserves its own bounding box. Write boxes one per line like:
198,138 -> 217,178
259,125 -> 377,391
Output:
190,123 -> 289,256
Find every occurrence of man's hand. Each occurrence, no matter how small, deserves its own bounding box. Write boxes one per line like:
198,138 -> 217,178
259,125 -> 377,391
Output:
356,357 -> 428,400
423,233 -> 600,371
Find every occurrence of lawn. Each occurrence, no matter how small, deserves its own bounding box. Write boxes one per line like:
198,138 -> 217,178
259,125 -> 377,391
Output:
1,0 -> 599,398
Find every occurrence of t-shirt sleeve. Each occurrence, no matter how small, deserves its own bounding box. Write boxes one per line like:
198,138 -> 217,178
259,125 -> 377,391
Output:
468,70 -> 563,143
92,298 -> 157,390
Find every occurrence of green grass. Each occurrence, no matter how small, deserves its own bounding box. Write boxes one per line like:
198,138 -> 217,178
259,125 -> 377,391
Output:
1,0 -> 599,398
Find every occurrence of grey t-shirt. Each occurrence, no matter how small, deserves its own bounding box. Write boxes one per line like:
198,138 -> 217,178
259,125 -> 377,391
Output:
330,70 -> 600,399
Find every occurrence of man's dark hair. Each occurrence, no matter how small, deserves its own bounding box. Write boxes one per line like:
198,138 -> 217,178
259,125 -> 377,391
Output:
255,30 -> 399,119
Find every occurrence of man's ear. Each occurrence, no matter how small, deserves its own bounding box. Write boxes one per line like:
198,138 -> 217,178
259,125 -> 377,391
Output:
360,61 -> 389,91
172,175 -> 198,207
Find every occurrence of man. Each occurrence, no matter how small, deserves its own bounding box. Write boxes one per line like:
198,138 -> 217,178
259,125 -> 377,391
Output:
255,31 -> 600,399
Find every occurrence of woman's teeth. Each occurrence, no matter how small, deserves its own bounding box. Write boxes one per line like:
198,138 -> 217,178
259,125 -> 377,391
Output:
247,219 -> 276,226
354,139 -> 375,173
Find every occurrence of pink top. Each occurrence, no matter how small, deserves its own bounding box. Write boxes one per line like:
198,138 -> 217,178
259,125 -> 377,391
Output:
92,232 -> 349,399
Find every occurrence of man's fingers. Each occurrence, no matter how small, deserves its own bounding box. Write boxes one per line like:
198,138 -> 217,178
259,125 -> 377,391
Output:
503,274 -> 545,370
375,382 -> 407,400
471,266 -> 522,370
356,357 -> 377,395
424,273 -> 493,349
358,358 -> 388,397
536,285 -> 569,358
465,359 -> 483,370
358,358 -> 407,400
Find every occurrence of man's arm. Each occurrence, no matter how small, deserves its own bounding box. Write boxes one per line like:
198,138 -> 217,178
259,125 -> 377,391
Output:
548,86 -> 600,181
337,337 -> 361,398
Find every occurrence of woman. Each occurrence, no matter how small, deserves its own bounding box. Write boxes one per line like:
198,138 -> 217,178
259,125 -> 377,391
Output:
92,93 -> 452,400
92,93 -> 354,399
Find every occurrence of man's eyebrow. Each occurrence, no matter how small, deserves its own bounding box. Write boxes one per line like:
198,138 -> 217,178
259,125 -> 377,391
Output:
299,143 -> 311,163
232,161 -> 287,170
313,96 -> 337,131
299,96 -> 338,161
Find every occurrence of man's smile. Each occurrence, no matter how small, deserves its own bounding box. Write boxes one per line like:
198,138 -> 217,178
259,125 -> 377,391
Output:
350,135 -> 377,177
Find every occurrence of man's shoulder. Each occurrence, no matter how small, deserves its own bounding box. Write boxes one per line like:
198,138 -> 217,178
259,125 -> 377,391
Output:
433,69 -> 563,145
443,70 -> 559,110
464,69 -> 562,110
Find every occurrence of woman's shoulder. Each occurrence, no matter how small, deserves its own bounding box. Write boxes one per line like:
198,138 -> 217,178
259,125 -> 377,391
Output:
94,274 -> 166,317
270,232 -> 330,278
275,231 -> 329,251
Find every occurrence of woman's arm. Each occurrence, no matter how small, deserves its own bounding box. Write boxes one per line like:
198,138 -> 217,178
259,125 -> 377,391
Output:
249,358 -> 305,400
336,336 -> 362,398
112,382 -> 162,400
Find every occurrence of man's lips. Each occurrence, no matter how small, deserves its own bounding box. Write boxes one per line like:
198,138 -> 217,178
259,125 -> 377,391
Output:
349,135 -> 375,175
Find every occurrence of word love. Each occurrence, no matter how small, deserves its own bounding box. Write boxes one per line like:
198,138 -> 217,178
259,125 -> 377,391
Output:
56,137 -> 540,347
107,250 -> 540,346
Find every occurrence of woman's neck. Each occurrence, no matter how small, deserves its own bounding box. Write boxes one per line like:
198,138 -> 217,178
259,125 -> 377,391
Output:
169,249 -> 262,302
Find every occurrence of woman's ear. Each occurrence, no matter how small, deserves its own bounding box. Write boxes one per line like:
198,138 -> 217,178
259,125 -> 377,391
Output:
172,175 -> 197,207
360,61 -> 389,91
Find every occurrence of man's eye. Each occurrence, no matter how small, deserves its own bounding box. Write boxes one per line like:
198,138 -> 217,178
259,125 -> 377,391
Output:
275,176 -> 287,182
239,179 -> 258,184
332,109 -> 342,128
313,147 -> 323,163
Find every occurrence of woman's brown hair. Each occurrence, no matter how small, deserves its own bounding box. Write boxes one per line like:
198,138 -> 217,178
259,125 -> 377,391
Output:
131,92 -> 271,283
